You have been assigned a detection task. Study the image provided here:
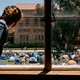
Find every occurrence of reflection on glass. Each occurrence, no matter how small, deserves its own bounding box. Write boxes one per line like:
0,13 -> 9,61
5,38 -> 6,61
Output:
51,0 -> 80,65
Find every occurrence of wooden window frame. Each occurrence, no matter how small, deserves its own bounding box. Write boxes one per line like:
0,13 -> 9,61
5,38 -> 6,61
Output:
0,0 -> 51,71
1,0 -> 80,76
44,0 -> 51,71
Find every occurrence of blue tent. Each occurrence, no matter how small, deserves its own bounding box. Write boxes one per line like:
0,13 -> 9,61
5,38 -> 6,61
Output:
0,54 -> 8,60
0,62 -> 6,65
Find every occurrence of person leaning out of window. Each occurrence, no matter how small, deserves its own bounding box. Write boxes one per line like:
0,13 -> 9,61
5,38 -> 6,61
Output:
0,5 -> 22,56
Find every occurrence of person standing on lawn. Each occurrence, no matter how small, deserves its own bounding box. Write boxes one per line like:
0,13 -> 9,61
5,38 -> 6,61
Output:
0,5 -> 22,56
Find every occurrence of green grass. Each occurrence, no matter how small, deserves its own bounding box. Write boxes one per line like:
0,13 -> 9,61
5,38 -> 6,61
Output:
0,59 -> 15,65
3,48 -> 22,50
3,48 -> 44,50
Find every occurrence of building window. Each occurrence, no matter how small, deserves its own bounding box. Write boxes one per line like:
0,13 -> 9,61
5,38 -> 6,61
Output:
18,29 -> 30,32
38,35 -> 40,40
34,35 -> 44,41
25,18 -> 30,26
41,35 -> 44,40
23,35 -> 25,40
40,18 -> 44,27
18,21 -> 23,27
34,18 -> 38,26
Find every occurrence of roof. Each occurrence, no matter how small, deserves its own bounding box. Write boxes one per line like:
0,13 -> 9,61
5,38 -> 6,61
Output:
15,3 -> 44,10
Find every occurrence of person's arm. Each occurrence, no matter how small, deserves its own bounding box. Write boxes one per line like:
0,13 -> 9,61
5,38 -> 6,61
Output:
0,26 -> 4,40
0,27 -> 5,56
0,23 -> 8,56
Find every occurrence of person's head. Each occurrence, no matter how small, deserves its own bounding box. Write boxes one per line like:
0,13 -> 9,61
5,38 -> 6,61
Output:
1,5 -> 22,28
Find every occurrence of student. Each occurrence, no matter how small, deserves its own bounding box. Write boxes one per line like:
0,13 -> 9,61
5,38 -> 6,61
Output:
0,5 -> 22,56
21,56 -> 26,65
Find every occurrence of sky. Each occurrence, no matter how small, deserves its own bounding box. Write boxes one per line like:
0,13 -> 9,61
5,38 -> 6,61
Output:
0,0 -> 44,15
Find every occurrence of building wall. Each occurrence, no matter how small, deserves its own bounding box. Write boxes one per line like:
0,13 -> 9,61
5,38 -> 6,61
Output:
14,9 -> 44,44
22,10 -> 36,16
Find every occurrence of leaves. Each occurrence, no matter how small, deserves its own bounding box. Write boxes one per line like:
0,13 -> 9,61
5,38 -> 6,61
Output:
35,4 -> 44,15
52,0 -> 80,15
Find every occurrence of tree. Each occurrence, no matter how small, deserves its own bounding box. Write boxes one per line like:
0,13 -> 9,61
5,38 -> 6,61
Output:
35,3 -> 44,15
59,0 -> 80,15
51,0 -> 80,15
51,0 -> 80,53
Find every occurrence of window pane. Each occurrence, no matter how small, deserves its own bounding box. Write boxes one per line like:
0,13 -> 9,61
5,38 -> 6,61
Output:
34,18 -> 38,26
51,0 -> 80,65
25,18 -> 30,26
40,18 -> 44,27
3,0 -> 45,67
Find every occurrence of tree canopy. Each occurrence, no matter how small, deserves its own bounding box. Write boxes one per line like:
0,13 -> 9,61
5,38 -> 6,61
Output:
52,0 -> 80,15
51,0 -> 80,51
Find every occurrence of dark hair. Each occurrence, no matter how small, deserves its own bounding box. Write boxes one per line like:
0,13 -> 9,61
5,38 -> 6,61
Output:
0,5 -> 22,27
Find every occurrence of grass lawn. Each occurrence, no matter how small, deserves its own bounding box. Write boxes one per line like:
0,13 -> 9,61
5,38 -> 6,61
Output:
3,48 -> 44,50
0,59 -> 15,65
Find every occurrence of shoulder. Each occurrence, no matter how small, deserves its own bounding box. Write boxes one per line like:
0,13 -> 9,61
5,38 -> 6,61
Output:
0,19 -> 8,29
0,19 -> 7,27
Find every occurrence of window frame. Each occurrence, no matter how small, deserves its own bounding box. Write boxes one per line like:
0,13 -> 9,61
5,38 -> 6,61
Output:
0,0 -> 51,71
44,0 -> 51,71
1,0 -> 80,74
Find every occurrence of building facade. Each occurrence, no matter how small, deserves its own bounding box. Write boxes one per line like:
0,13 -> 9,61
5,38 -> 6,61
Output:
14,3 -> 44,44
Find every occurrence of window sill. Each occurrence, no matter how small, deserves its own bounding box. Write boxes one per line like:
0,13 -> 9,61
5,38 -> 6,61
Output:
0,65 -> 80,75
0,71 -> 80,75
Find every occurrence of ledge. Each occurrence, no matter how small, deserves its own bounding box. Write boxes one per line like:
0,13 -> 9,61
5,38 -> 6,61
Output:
0,65 -> 80,75
0,71 -> 80,75
0,64 -> 80,71
0,65 -> 44,71
0,65 -> 80,71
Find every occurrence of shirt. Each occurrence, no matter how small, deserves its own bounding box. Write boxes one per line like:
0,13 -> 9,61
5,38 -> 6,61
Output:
0,19 -> 8,56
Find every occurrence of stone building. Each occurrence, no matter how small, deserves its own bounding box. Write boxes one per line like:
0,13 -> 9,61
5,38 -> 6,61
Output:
13,3 -> 44,44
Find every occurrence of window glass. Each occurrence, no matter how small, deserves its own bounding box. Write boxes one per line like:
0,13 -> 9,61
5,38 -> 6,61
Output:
51,0 -> 80,65
25,18 -> 30,26
2,0 -> 45,66
34,18 -> 38,26
40,18 -> 44,27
